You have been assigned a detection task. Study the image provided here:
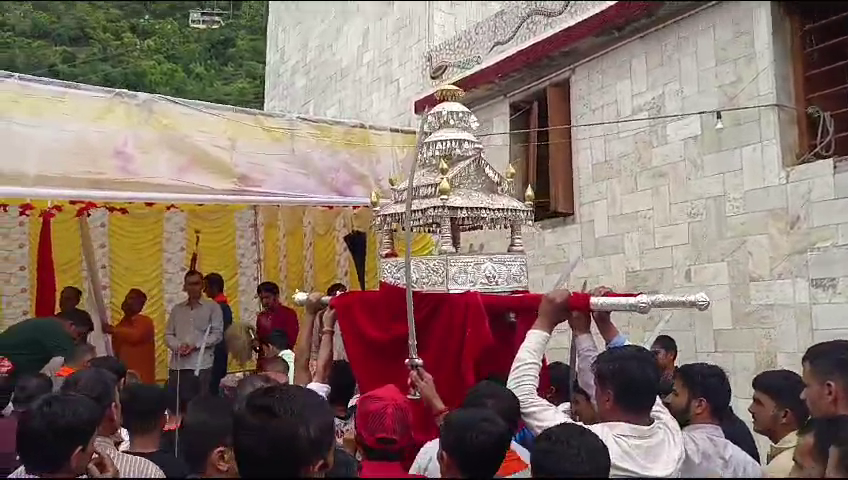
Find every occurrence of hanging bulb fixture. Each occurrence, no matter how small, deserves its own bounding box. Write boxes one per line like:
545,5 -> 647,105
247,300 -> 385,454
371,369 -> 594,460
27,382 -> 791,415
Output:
714,111 -> 724,130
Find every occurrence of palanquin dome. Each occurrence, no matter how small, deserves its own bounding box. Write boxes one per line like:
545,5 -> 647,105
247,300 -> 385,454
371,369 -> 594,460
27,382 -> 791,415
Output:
372,85 -> 535,293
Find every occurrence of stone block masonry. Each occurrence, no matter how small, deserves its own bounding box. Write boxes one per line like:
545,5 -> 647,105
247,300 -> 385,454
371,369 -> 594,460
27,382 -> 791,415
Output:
460,2 -> 845,460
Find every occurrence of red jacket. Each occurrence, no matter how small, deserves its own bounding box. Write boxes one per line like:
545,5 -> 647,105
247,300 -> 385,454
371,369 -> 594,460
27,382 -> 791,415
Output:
256,304 -> 299,352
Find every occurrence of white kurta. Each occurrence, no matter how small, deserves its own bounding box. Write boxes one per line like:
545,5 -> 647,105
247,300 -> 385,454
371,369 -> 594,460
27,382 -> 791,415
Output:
679,423 -> 764,478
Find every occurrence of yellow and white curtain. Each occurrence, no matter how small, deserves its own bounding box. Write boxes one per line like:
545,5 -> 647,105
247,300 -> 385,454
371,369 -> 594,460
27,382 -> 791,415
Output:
0,201 -> 433,382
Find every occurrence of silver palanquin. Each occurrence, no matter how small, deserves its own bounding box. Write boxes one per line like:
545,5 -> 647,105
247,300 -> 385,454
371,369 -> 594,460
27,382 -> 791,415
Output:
371,85 -> 534,292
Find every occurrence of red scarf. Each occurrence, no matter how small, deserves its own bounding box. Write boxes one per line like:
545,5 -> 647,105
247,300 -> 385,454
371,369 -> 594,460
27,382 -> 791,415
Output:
56,366 -> 77,378
213,294 -> 228,304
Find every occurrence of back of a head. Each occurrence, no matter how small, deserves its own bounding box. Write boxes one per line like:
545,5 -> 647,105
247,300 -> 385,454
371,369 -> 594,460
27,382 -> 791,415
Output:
652,334 -> 678,355
676,363 -> 732,421
204,273 -> 225,294
234,374 -> 279,411
260,356 -> 289,376
547,362 -> 573,395
87,356 -> 128,384
752,369 -> 810,426
57,308 -> 94,335
182,395 -> 235,476
12,373 -> 53,412
120,383 -> 167,436
69,343 -> 96,366
326,283 -> 347,297
592,345 -> 661,416
531,423 -> 611,478
327,360 -> 356,408
462,380 -> 521,433
17,393 -> 102,476
234,384 -> 335,478
60,367 -> 118,417
165,371 -> 201,415
266,329 -> 291,352
440,408 -> 512,479
803,340 -> 848,385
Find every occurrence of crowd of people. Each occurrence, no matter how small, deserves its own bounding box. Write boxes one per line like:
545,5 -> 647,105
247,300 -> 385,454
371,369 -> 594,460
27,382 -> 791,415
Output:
0,275 -> 847,478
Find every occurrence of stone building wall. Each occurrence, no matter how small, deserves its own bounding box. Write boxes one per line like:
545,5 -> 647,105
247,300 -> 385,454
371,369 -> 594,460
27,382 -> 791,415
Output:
266,0 -> 848,458
464,2 -> 848,455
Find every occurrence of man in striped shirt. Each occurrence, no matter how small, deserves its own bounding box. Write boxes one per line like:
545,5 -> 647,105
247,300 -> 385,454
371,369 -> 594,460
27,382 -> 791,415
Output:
59,368 -> 164,477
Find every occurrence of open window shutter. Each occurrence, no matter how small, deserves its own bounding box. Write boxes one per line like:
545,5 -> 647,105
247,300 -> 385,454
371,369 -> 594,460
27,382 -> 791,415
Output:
546,83 -> 575,215
526,100 -> 539,199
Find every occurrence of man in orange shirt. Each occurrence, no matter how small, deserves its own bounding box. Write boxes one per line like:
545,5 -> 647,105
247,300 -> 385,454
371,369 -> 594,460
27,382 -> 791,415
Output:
103,289 -> 156,384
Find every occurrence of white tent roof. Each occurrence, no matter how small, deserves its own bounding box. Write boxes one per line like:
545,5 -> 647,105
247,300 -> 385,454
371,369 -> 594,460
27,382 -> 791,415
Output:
0,71 -> 416,205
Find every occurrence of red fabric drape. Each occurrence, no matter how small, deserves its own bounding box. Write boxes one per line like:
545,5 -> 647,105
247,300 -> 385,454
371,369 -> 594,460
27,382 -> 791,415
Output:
332,284 -> 552,447
34,215 -> 57,317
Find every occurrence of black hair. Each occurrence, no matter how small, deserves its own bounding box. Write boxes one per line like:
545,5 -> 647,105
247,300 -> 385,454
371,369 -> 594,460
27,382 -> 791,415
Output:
440,408 -> 512,478
592,345 -> 661,416
120,383 -> 168,436
548,361 -> 572,397
181,395 -> 235,475
831,416 -> 848,477
326,283 -> 347,297
266,329 -> 291,352
204,273 -> 225,293
483,374 -> 507,387
799,416 -> 848,467
126,288 -> 148,303
802,340 -> 848,390
461,380 -> 522,434
57,309 -> 94,334
234,384 -> 335,478
185,270 -> 204,282
234,374 -> 278,412
675,363 -> 732,421
327,360 -> 356,409
531,422 -> 611,477
652,334 -> 678,355
59,368 -> 118,419
61,286 -> 83,300
11,373 -> 53,412
326,445 -> 360,478
87,356 -> 128,384
165,372 -> 201,415
69,343 -> 96,365
752,369 -> 810,427
256,281 -> 280,297
16,393 -> 102,476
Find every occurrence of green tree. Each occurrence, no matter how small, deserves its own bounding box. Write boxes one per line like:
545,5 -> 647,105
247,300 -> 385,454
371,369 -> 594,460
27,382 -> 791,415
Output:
0,1 -> 268,109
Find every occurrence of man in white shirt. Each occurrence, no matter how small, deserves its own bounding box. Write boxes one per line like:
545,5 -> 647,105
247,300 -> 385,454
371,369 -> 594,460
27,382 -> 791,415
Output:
665,362 -> 763,477
748,369 -> 809,477
506,289 -> 685,478
164,270 -> 224,391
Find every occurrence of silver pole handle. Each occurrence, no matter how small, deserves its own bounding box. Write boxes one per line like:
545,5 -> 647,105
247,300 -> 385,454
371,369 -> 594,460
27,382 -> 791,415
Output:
589,292 -> 710,314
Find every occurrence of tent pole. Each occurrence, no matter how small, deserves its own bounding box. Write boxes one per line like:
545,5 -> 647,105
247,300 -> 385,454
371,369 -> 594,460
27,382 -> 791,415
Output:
78,216 -> 113,356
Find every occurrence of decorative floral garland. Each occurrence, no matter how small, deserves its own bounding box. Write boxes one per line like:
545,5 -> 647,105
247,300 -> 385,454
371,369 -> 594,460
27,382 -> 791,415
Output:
0,201 -> 367,218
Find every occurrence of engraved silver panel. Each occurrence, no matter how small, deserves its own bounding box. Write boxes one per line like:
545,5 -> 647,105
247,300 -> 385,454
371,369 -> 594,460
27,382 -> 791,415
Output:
380,254 -> 529,293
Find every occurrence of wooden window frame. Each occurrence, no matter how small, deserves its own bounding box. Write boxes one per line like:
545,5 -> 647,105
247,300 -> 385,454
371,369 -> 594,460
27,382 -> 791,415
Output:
509,79 -> 575,222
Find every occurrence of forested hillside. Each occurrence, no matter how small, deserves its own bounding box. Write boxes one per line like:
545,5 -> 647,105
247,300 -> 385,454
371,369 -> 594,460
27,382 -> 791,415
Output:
0,1 -> 268,109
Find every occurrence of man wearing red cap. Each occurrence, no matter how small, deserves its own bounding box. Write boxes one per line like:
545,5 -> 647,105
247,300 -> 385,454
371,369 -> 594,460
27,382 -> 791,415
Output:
355,384 -> 425,478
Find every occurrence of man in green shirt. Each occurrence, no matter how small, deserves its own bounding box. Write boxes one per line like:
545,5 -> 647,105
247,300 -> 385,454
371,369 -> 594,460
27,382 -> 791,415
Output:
0,311 -> 94,380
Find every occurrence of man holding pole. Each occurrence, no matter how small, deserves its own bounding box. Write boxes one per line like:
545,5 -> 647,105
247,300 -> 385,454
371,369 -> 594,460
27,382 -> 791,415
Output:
164,270 -> 223,392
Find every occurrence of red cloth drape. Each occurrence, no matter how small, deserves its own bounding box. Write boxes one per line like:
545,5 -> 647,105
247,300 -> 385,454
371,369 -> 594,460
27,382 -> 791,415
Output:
332,284 -> 550,447
34,215 -> 57,317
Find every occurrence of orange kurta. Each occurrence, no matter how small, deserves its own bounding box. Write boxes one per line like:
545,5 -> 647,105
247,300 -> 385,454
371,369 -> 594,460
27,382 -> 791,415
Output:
111,314 -> 156,384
